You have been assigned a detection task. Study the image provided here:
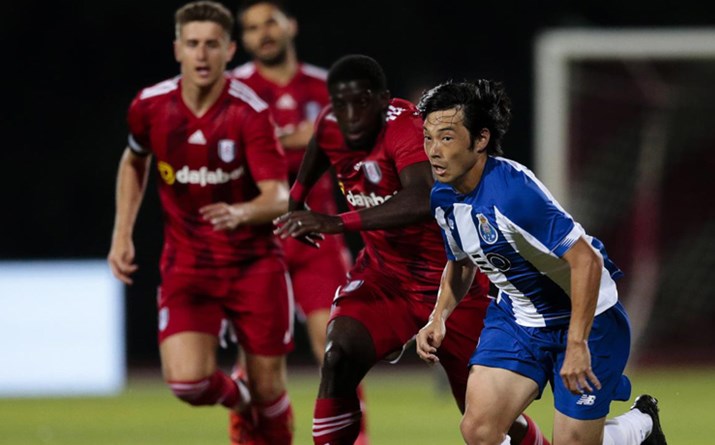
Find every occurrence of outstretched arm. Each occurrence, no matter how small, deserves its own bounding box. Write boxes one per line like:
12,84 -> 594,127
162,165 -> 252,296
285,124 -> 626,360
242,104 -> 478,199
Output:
416,257 -> 477,363
560,237 -> 603,395
288,135 -> 332,211
274,160 -> 434,238
108,147 -> 151,285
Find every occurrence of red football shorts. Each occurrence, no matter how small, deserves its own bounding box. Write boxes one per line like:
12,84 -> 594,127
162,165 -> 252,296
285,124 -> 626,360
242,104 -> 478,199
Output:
329,265 -> 489,409
157,256 -> 294,356
283,234 -> 350,318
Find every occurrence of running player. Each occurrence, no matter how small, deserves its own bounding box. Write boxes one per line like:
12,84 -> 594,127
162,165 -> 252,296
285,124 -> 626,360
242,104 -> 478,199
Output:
275,55 -> 549,445
108,2 -> 293,444
416,79 -> 667,445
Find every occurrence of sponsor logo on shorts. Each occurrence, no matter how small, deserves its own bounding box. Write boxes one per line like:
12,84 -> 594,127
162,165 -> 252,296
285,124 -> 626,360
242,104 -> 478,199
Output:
159,307 -> 169,332
576,394 -> 597,406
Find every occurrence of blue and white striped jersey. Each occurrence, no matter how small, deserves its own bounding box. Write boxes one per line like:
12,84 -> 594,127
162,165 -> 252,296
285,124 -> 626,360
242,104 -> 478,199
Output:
431,157 -> 623,328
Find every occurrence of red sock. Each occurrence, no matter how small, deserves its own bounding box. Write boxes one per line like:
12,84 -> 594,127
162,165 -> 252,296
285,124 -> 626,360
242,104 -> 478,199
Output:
354,385 -> 370,445
168,370 -> 241,408
255,391 -> 293,445
519,414 -> 551,445
313,397 -> 362,445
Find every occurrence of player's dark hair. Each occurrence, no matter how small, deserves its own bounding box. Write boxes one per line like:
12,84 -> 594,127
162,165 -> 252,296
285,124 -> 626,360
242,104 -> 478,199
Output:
237,0 -> 292,20
327,55 -> 388,93
418,80 -> 511,155
175,1 -> 234,38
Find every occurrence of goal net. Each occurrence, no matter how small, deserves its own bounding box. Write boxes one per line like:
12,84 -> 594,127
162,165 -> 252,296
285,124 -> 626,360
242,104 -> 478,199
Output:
535,30 -> 715,364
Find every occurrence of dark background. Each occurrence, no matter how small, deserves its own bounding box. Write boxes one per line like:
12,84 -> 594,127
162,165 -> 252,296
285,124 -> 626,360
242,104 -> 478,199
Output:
2,1 -> 714,366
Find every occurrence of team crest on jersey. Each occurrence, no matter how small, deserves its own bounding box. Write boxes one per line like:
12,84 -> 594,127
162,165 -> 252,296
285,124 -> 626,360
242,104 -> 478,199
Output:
218,139 -> 235,163
476,213 -> 498,244
362,161 -> 382,184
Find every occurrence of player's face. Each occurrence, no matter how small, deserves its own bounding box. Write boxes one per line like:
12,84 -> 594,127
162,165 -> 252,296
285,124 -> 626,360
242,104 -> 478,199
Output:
240,3 -> 296,66
175,21 -> 236,89
423,108 -> 488,193
329,80 -> 389,150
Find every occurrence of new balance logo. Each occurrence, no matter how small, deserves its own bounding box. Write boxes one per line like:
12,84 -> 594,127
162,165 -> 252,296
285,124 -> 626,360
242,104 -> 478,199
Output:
576,394 -> 597,406
188,129 -> 207,145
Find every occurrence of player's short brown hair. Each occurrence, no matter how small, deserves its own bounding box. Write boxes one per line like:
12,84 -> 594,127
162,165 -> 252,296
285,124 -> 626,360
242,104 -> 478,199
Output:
175,1 -> 234,38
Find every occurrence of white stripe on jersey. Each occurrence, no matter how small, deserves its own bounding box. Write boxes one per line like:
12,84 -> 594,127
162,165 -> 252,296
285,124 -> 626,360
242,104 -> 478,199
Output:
228,79 -> 269,113
454,204 -> 480,252
139,78 -> 179,100
127,134 -> 150,155
300,63 -> 328,80
435,207 -> 467,261
494,206 -> 617,323
231,62 -> 256,79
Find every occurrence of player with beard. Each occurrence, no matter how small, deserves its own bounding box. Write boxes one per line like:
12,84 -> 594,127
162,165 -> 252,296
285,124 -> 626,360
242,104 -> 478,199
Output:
232,2 -> 366,444
108,2 -> 294,444
274,55 -> 550,445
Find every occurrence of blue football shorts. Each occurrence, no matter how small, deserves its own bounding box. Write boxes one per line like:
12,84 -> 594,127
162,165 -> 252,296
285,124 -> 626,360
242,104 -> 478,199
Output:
470,301 -> 632,420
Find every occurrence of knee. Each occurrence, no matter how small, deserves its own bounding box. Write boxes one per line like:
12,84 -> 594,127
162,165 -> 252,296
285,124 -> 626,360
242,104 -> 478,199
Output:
168,378 -> 213,406
247,361 -> 287,403
460,415 -> 505,445
322,342 -> 348,374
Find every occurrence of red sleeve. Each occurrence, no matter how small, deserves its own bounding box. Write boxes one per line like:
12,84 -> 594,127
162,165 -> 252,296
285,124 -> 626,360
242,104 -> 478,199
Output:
126,93 -> 152,155
386,108 -> 428,172
243,108 -> 288,182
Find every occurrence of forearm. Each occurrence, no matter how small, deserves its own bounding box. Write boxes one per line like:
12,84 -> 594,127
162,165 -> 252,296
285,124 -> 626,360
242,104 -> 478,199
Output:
112,149 -> 150,240
431,260 -> 476,321
290,136 -> 330,208
564,240 -> 603,344
242,182 -> 289,225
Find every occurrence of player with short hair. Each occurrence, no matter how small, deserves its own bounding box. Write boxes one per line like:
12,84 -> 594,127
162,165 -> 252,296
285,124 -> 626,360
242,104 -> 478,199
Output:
232,1 -> 362,443
275,55 -> 549,445
107,2 -> 294,444
416,79 -> 667,445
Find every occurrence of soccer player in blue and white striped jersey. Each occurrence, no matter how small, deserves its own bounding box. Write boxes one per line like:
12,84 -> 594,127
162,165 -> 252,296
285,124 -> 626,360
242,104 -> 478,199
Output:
415,80 -> 666,445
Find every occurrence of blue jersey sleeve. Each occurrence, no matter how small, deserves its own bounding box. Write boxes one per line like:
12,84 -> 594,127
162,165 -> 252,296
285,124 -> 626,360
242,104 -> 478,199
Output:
501,168 -> 583,258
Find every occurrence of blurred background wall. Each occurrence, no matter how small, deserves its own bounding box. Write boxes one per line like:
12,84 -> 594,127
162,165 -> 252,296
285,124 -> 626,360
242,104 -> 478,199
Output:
2,0 -> 713,369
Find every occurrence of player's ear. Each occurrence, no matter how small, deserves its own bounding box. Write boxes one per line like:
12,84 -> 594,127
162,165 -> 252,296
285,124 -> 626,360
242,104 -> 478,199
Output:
173,39 -> 181,63
288,17 -> 298,38
474,128 -> 490,153
378,89 -> 391,108
227,40 -> 237,61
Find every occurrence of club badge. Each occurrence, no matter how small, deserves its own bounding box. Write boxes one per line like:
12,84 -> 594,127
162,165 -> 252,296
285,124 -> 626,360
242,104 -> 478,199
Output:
476,213 -> 498,244
218,139 -> 235,163
362,161 -> 382,184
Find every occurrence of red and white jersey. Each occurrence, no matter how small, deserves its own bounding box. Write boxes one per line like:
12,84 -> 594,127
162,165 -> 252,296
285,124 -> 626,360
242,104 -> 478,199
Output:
232,62 -> 328,175
315,98 -> 488,299
127,75 -> 287,277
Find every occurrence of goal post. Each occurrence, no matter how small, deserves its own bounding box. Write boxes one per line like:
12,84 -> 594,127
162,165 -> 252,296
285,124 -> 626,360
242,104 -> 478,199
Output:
534,29 -> 715,364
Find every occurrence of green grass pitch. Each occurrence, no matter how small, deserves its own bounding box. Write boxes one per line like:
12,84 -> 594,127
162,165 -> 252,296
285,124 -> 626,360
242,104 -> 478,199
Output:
1,365 -> 712,444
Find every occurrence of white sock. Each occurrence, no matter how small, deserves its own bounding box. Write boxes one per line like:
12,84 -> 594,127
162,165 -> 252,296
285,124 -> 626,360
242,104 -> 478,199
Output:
603,409 -> 653,444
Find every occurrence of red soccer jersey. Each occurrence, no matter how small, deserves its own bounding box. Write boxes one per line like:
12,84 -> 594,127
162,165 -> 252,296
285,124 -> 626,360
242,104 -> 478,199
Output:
127,76 -> 287,277
232,62 -> 328,174
231,62 -> 337,214
314,98 -> 488,299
